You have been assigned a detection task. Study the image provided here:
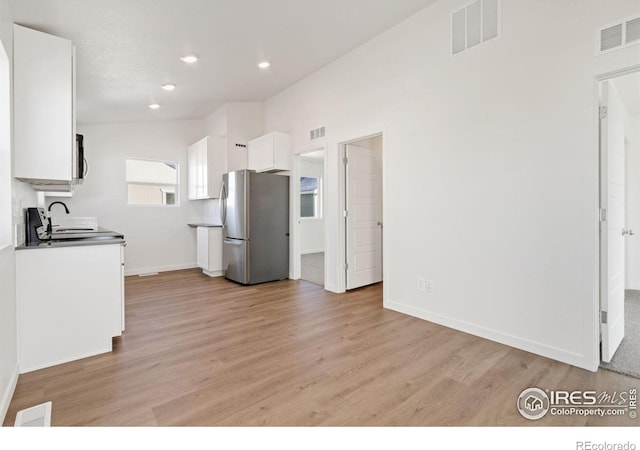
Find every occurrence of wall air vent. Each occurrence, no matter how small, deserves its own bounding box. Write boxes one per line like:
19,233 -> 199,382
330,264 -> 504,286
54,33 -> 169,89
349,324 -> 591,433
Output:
597,16 -> 640,54
451,0 -> 500,55
309,126 -> 326,141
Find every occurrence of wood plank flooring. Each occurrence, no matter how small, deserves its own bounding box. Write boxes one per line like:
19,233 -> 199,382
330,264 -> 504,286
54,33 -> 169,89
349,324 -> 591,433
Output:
3,268 -> 639,426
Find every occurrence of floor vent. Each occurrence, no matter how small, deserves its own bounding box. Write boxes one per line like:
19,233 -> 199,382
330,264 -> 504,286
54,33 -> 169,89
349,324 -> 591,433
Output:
451,0 -> 500,55
597,16 -> 640,54
15,402 -> 52,427
138,272 -> 159,277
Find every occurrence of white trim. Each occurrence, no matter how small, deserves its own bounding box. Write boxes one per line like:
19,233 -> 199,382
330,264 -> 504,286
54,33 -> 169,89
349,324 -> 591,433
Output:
20,347 -> 111,374
629,282 -> 640,290
201,269 -> 223,278
385,299 -> 596,372
124,263 -> 198,276
292,145 -> 327,284
595,65 -> 640,368
0,364 -> 19,425
338,131 -> 385,292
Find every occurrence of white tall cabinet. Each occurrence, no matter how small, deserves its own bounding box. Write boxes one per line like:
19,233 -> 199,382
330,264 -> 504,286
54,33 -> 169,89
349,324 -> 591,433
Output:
13,24 -> 76,184
196,226 -> 223,277
187,136 -> 226,200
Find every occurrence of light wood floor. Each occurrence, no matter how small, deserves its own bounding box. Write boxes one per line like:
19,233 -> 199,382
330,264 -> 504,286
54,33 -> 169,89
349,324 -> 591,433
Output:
3,269 -> 638,426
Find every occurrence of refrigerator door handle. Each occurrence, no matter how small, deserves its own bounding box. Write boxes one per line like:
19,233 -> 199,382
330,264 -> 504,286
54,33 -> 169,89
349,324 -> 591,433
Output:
219,181 -> 227,226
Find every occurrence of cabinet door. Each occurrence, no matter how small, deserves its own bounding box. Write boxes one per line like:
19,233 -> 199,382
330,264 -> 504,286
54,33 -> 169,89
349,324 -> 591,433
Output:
14,25 -> 74,183
120,243 -> 125,332
188,136 -> 226,200
208,227 -> 223,272
200,138 -> 209,198
208,136 -> 226,198
248,134 -> 274,172
197,227 -> 209,269
248,132 -> 291,172
187,143 -> 198,200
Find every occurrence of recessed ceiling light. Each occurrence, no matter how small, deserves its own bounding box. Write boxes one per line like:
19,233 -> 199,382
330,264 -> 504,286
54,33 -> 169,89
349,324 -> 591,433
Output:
148,103 -> 160,110
180,55 -> 198,63
257,61 -> 270,69
161,83 -> 176,91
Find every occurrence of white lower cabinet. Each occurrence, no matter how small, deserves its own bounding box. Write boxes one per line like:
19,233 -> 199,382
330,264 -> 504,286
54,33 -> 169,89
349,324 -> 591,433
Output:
16,243 -> 124,373
197,226 -> 223,277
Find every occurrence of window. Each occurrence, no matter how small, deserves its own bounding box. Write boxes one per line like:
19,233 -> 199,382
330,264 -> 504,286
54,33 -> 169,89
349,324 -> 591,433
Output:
126,158 -> 179,206
300,176 -> 321,218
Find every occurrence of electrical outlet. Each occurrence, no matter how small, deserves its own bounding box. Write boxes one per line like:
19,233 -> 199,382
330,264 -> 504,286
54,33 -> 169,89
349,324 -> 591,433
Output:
424,279 -> 433,294
416,277 -> 426,292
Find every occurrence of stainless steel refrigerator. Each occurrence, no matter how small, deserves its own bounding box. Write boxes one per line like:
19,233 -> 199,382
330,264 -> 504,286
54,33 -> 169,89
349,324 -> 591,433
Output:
220,170 -> 289,285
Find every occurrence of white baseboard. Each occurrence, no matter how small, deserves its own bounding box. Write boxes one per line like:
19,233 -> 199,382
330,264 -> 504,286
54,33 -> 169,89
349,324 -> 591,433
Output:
629,283 -> 640,291
125,263 -> 198,276
202,269 -> 223,278
384,299 -> 596,372
0,364 -> 19,425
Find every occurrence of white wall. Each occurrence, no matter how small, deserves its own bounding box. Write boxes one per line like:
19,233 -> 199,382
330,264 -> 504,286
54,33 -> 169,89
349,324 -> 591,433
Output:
199,102 -> 265,223
299,157 -> 324,254
263,0 -> 640,371
0,0 -> 39,423
50,120 -> 205,275
626,115 -> 640,289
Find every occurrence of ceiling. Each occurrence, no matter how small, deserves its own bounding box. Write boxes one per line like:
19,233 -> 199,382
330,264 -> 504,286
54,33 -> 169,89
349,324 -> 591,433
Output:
8,0 -> 436,124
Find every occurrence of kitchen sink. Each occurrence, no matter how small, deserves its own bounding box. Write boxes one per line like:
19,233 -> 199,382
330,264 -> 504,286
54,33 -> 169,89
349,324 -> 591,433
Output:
52,227 -> 97,233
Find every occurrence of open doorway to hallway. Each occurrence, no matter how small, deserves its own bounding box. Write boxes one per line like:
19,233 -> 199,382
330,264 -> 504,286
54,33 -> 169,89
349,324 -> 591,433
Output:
343,134 -> 383,290
599,70 -> 640,379
298,149 -> 326,286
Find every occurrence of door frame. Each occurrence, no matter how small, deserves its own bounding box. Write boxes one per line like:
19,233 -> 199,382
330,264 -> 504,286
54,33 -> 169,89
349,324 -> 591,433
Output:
595,64 -> 640,365
339,132 -> 384,291
291,145 -> 328,282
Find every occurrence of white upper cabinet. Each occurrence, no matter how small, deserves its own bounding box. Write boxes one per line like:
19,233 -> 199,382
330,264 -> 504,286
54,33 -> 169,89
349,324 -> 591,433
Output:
13,25 -> 76,184
248,131 -> 291,173
187,135 -> 226,200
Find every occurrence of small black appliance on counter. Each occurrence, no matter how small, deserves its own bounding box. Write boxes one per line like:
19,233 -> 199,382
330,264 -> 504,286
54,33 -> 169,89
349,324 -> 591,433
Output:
25,207 -> 50,245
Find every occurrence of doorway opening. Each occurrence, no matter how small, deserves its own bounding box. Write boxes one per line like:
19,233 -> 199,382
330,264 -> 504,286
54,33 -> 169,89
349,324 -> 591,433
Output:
599,69 -> 640,379
342,134 -> 383,290
296,149 -> 326,286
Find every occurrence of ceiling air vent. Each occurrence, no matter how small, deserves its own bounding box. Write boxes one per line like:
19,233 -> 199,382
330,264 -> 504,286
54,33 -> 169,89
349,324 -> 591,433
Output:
451,0 -> 500,55
597,16 -> 640,54
309,126 -> 325,141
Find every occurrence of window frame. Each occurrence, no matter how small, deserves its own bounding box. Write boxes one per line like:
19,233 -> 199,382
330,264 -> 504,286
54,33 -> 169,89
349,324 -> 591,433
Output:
299,176 -> 322,220
125,157 -> 180,208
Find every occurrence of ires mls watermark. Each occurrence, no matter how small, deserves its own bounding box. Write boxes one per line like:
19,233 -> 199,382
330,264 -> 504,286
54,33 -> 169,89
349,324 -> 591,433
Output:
517,387 -> 637,420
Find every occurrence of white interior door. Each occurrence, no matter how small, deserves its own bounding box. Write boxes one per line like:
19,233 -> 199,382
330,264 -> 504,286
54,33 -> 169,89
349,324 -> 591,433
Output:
346,144 -> 382,290
601,80 -> 626,363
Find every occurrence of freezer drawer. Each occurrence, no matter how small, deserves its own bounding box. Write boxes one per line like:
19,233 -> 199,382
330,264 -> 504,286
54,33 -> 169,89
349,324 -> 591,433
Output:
223,238 -> 249,284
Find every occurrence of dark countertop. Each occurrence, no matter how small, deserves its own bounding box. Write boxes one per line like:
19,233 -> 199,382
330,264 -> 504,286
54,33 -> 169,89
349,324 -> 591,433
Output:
16,229 -> 125,250
187,223 -> 223,228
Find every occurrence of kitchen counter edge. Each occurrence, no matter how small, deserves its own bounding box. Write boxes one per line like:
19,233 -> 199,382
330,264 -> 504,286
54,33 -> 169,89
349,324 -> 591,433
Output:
16,238 -> 126,250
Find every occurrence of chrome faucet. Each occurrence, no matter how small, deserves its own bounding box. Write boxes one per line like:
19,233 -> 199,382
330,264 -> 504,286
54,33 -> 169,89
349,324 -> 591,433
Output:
47,201 -> 70,234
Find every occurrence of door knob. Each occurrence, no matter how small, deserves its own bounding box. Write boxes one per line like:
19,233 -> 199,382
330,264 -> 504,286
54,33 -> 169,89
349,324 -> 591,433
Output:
622,229 -> 634,236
